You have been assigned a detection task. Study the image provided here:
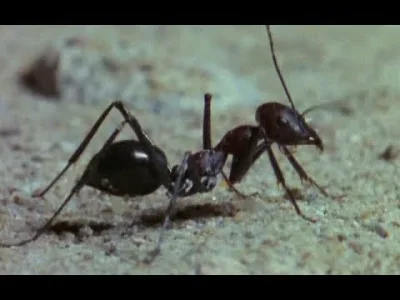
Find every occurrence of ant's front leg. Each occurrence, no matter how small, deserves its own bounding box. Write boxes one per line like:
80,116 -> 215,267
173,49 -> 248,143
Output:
144,151 -> 191,264
265,143 -> 317,223
280,146 -> 344,201
215,126 -> 264,198
228,141 -> 267,185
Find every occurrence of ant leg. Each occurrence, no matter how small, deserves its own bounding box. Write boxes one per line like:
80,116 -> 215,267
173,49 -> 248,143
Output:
201,93 -> 246,198
221,128 -> 262,198
33,102 -> 122,197
0,121 -> 128,247
222,141 -> 268,198
224,141 -> 268,186
35,100 -> 167,198
113,101 -> 171,186
0,179 -> 86,247
280,146 -> 342,200
145,151 -> 191,263
113,101 -> 158,149
202,93 -> 212,150
263,141 -> 317,223
220,170 -> 248,198
34,99 -> 144,198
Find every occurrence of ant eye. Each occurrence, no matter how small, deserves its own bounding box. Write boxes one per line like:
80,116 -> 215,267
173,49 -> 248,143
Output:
276,117 -> 288,127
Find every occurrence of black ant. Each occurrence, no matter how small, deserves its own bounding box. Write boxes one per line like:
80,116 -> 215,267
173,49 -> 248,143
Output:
0,92 -> 238,260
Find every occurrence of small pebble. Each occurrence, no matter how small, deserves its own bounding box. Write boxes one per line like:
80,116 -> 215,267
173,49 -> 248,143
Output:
81,251 -> 93,261
348,240 -> 363,254
368,223 -> 389,239
104,242 -> 117,256
78,225 -> 94,239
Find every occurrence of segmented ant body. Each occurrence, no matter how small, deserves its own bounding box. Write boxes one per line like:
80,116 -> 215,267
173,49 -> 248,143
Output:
1,25 -> 336,256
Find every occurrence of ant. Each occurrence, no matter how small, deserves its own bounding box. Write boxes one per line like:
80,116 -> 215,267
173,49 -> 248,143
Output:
209,25 -> 340,223
0,92 -> 239,260
0,24 -> 336,256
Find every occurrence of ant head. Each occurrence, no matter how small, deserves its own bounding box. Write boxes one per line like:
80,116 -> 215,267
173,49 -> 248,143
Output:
256,102 -> 324,151
263,25 -> 323,152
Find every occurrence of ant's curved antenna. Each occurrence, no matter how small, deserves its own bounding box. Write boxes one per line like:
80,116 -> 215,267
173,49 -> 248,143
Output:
301,104 -> 326,117
301,99 -> 352,117
265,25 -> 296,110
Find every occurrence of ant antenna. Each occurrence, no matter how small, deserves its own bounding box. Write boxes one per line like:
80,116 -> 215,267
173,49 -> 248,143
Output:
265,25 -> 295,110
301,104 -> 326,117
301,98 -> 351,117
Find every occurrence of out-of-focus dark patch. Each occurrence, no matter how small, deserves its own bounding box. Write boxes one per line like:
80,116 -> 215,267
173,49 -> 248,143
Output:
378,145 -> 400,162
19,54 -> 60,98
0,127 -> 20,137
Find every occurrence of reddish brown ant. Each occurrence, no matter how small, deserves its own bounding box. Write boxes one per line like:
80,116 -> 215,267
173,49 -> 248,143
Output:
210,25 -> 339,222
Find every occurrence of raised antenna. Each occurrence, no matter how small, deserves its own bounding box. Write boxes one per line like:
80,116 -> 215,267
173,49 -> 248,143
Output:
265,25 -> 295,110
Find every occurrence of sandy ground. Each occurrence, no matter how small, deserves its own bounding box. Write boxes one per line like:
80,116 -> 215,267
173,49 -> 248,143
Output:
1,25 -> 400,274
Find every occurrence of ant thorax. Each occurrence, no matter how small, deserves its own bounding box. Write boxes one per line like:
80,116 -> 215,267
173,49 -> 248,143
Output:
166,175 -> 218,199
167,149 -> 226,198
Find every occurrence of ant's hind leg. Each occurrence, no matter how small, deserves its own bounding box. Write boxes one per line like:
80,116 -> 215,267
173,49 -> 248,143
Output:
1,121 -> 128,248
